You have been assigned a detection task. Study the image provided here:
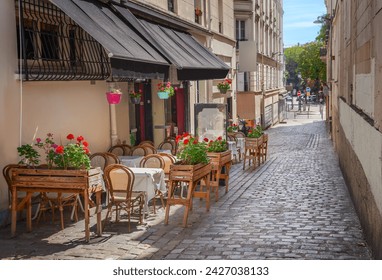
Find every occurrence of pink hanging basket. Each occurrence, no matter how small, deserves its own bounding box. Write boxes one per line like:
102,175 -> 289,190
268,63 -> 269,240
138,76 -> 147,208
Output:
106,92 -> 122,104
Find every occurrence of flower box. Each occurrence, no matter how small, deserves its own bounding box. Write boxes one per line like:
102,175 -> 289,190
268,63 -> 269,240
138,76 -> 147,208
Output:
130,97 -> 141,104
165,162 -> 212,227
11,167 -> 103,242
243,135 -> 264,170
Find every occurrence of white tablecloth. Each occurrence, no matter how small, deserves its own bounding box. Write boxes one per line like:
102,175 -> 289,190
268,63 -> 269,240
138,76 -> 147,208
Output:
227,141 -> 238,159
129,167 -> 167,214
119,156 -> 143,167
157,149 -> 172,154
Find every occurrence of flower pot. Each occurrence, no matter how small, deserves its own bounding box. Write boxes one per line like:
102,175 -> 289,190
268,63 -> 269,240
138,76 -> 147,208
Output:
130,97 -> 141,104
219,88 -> 228,94
106,92 -> 122,104
206,150 -> 231,201
157,91 -> 170,99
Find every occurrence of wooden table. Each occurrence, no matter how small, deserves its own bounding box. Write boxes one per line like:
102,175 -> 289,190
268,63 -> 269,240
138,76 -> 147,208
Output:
11,167 -> 103,242
165,163 -> 212,227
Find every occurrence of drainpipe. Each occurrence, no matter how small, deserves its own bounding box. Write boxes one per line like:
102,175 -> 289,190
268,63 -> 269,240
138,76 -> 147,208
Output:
206,0 -> 212,103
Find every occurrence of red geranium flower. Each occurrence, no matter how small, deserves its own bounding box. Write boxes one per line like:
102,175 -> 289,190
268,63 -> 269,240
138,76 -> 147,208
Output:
183,139 -> 189,145
217,136 -> 222,141
77,136 -> 84,142
203,137 -> 209,142
82,141 -> 89,147
66,133 -> 75,140
193,139 -> 198,144
55,145 -> 64,154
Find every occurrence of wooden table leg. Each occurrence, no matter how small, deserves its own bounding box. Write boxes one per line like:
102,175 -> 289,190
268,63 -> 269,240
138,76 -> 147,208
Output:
182,182 -> 193,227
84,190 -> 90,242
11,187 -> 17,237
95,190 -> 102,236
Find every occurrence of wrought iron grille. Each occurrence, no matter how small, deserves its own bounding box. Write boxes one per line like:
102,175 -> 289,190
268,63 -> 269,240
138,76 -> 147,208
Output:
16,0 -> 111,81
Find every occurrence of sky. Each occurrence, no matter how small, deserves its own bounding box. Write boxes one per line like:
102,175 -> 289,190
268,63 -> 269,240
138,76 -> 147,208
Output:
283,0 -> 327,47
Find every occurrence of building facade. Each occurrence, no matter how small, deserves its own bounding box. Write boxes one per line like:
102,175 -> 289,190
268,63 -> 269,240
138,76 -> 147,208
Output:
325,0 -> 382,259
234,0 -> 285,128
0,0 -> 235,226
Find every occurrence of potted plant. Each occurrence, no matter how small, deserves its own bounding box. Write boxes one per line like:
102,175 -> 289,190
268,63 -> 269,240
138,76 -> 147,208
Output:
129,89 -> 142,104
217,78 -> 232,94
106,88 -> 122,104
17,144 -> 41,167
243,125 -> 264,170
227,123 -> 239,133
157,81 -> 175,99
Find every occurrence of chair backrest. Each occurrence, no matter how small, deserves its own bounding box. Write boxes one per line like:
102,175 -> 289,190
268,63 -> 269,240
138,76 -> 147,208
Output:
158,153 -> 176,174
104,164 -> 135,202
122,144 -> 132,156
2,164 -> 20,207
157,140 -> 174,153
139,140 -> 155,147
108,145 -> 127,156
139,154 -> 165,169
89,152 -> 108,170
164,137 -> 177,153
139,144 -> 157,155
104,152 -> 121,165
131,146 -> 148,156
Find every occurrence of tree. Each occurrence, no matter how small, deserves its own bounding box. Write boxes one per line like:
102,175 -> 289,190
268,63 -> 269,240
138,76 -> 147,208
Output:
284,43 -> 326,88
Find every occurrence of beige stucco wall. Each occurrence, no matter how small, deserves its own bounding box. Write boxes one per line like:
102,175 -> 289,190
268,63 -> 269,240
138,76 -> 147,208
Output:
0,1 -> 19,214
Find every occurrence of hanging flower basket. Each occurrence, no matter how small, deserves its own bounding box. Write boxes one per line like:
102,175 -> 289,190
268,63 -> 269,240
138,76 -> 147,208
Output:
157,91 -> 170,99
130,97 -> 141,104
219,88 -> 228,94
106,92 -> 122,104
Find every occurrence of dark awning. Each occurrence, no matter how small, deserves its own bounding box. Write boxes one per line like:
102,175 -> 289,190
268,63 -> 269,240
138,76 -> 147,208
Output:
50,0 -> 169,80
112,4 -> 230,81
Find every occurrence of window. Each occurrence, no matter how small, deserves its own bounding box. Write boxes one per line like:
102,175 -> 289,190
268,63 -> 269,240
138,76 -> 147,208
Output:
40,23 -> 59,60
236,20 -> 246,48
168,0 -> 175,12
16,0 -> 110,81
218,0 -> 223,33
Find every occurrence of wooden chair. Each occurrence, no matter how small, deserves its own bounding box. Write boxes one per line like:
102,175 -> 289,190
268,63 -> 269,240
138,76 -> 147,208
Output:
131,146 -> 148,156
121,144 -> 132,156
139,154 -> 165,213
108,144 -> 126,156
164,137 -> 177,154
89,152 -> 108,170
104,152 -> 120,165
139,140 -> 155,147
103,164 -> 144,232
157,140 -> 175,155
139,144 -> 157,155
2,164 -> 41,221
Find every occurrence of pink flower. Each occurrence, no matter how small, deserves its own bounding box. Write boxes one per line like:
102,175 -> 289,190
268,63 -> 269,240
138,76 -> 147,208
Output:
36,138 -> 41,143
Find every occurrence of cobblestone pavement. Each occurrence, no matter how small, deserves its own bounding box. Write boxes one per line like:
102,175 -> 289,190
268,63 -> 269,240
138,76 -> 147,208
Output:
0,115 -> 372,260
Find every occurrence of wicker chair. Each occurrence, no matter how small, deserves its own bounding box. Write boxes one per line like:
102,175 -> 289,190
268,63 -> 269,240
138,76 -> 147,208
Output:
89,152 -> 108,170
103,164 -> 144,232
131,146 -> 148,156
104,152 -> 121,165
108,145 -> 125,156
139,140 -> 155,147
157,140 -> 175,155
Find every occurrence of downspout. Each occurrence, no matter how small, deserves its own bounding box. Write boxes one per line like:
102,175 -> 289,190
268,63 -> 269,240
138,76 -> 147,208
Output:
18,0 -> 24,146
206,0 -> 212,103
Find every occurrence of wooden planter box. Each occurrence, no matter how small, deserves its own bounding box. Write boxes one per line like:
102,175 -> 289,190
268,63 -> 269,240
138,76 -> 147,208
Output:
206,150 -> 232,201
169,162 -> 212,182
243,135 -> 265,170
11,167 -> 103,242
166,163 -> 212,227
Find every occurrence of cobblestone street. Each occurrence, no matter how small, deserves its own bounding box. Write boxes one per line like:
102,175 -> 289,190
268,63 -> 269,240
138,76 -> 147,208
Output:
0,111 -> 373,260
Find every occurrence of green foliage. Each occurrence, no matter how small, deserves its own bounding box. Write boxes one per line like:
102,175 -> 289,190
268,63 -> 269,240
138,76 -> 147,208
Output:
284,41 -> 326,85
17,144 -> 40,167
205,136 -> 228,153
176,133 -> 209,165
247,125 -> 263,138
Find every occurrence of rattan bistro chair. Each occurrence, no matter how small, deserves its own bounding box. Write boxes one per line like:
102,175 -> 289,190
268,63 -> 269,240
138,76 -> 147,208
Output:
103,164 -> 144,232
131,146 -> 148,156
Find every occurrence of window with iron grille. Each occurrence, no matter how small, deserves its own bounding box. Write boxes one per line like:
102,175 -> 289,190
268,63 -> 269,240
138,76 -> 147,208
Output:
168,0 -> 175,12
15,0 -> 110,81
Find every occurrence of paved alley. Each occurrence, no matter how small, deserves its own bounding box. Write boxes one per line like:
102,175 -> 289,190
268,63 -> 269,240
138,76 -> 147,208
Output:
0,115 -> 372,260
